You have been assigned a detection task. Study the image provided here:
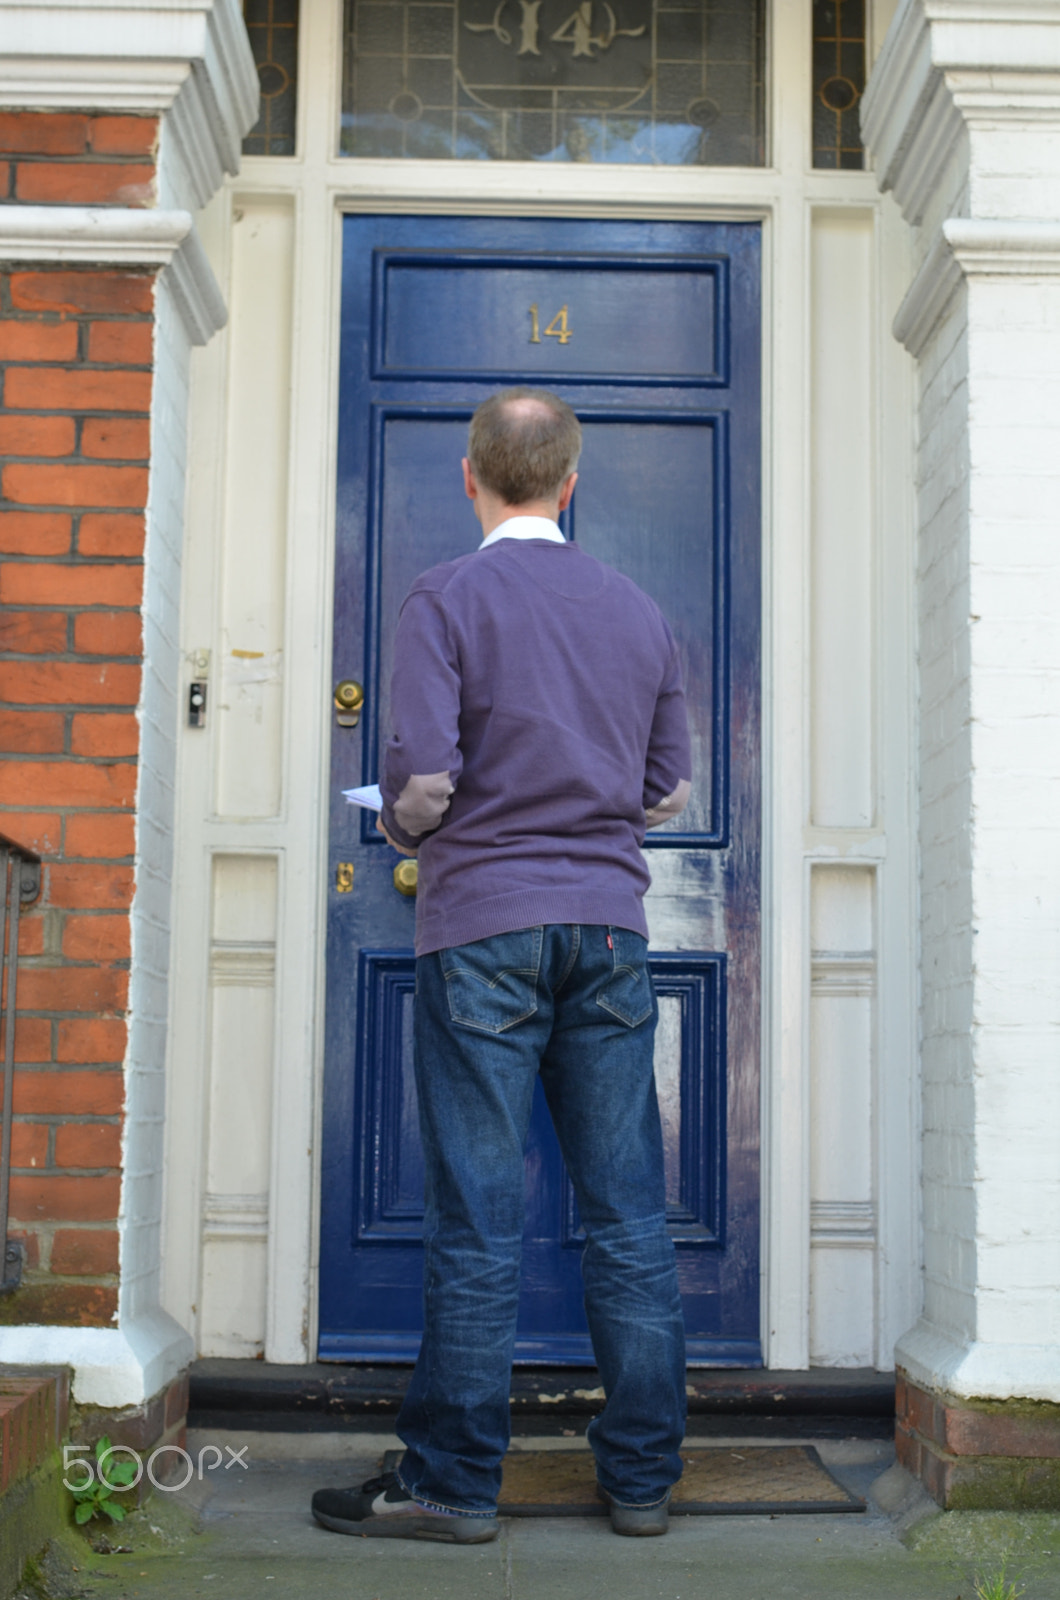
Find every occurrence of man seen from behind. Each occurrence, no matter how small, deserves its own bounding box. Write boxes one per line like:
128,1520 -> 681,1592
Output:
312,387 -> 693,1543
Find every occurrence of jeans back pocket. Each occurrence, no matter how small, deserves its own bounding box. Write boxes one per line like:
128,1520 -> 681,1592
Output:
596,927 -> 654,1027
439,928 -> 543,1034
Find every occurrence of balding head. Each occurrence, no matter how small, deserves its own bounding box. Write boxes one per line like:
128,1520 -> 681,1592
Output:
467,388 -> 582,508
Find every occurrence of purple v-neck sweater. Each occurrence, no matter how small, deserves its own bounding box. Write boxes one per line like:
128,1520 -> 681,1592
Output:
380,537 -> 692,956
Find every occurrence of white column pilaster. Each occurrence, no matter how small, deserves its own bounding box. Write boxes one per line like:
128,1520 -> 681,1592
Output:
0,0 -> 256,1408
863,0 -> 1060,1404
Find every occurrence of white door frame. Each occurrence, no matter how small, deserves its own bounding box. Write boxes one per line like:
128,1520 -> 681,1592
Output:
163,0 -> 918,1371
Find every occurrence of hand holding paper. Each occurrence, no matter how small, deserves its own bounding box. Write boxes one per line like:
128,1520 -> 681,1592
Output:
342,784 -> 383,812
343,784 -> 415,854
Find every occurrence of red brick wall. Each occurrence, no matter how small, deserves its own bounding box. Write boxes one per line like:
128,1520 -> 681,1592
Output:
896,1372 -> 1060,1509
0,111 -> 159,1326
0,112 -> 156,207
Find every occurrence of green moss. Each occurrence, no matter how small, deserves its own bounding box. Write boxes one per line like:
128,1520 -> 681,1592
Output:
909,1507 -> 1060,1564
942,1394 -> 1060,1427
0,1453 -> 66,1599
945,1460 -> 1060,1513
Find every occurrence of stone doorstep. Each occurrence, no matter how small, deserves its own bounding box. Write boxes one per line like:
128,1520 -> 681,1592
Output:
0,1368 -> 68,1495
189,1360 -> 897,1423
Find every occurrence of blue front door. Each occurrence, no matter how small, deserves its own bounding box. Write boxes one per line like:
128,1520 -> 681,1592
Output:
320,215 -> 761,1365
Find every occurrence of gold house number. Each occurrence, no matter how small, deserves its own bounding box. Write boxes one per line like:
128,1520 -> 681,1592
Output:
528,303 -> 573,345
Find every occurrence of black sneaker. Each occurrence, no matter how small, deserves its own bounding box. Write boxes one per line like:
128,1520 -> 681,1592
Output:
596,1484 -> 671,1536
311,1471 -> 499,1543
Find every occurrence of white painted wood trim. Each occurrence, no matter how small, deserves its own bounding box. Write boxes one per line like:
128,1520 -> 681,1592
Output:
759,0 -> 815,1372
160,186 -> 233,1347
0,205 -> 226,344
230,163 -> 885,212
164,0 -> 919,1372
0,0 -> 258,176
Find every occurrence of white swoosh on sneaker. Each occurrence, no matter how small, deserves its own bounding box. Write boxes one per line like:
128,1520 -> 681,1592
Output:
370,1490 -> 418,1517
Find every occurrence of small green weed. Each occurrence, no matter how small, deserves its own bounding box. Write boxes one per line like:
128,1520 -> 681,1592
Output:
67,1435 -> 137,1527
973,1557 -> 1025,1600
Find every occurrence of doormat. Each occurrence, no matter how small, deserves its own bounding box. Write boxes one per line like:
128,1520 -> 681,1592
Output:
380,1447 -> 864,1516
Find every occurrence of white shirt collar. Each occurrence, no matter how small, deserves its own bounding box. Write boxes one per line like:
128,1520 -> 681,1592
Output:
479,515 -> 565,550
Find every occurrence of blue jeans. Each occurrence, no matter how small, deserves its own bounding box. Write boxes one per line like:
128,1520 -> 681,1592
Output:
396,923 -> 686,1516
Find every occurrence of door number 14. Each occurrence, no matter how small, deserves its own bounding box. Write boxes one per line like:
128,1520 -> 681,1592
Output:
528,303 -> 573,345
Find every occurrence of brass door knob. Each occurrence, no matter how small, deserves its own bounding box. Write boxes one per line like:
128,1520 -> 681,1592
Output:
334,679 -> 364,727
393,859 -> 418,897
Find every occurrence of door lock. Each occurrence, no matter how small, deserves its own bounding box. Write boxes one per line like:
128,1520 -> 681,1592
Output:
334,679 -> 365,728
393,860 -> 418,897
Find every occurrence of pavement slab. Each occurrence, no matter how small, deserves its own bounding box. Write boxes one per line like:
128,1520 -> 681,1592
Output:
17,1432 -> 1060,1600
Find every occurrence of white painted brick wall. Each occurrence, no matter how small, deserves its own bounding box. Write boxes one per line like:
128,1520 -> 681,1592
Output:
858,0 -> 1060,1401
968,127 -> 1060,227
913,261 -> 1060,1376
964,273 -> 1060,1351
120,276 -> 190,1324
914,285 -> 977,1344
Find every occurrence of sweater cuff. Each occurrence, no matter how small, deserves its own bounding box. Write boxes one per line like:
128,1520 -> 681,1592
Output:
379,807 -> 422,853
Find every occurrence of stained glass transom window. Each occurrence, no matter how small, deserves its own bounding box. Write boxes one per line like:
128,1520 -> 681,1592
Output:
812,0 -> 865,169
243,0 -> 301,156
340,0 -> 765,164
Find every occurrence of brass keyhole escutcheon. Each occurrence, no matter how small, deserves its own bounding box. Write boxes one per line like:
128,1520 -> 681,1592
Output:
393,859 -> 418,897
334,679 -> 365,727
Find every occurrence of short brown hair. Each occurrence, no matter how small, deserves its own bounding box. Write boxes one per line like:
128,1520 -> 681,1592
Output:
467,388 -> 581,506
